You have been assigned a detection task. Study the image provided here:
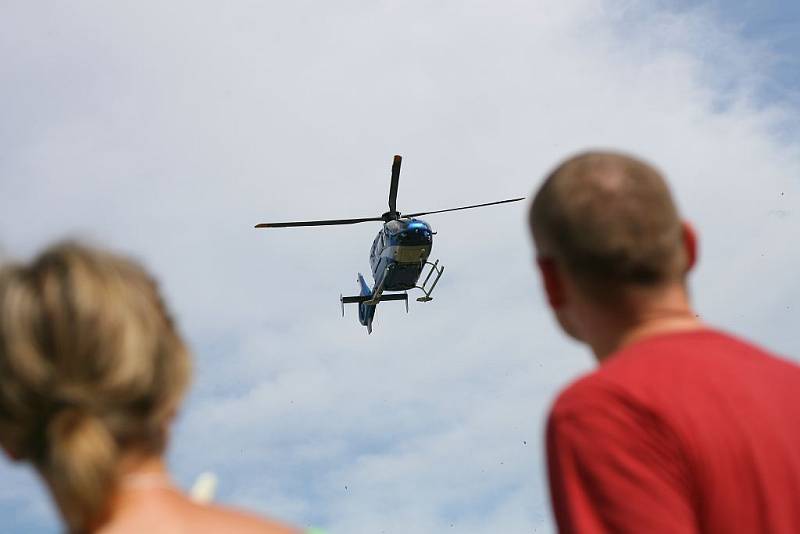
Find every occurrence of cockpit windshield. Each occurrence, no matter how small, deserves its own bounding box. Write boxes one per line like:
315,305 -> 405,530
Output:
405,220 -> 429,231
385,220 -> 404,234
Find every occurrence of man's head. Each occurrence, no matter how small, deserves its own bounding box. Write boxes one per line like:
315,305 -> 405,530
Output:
529,151 -> 696,342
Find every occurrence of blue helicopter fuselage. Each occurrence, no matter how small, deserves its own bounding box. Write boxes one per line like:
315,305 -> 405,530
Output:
369,218 -> 433,290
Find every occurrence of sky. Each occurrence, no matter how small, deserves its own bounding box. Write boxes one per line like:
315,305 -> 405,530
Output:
0,1 -> 798,533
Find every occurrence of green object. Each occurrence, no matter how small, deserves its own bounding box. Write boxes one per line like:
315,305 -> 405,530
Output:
306,529 -> 327,534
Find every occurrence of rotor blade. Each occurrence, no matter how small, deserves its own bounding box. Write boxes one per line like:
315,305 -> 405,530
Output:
388,154 -> 401,213
404,197 -> 526,218
254,216 -> 383,228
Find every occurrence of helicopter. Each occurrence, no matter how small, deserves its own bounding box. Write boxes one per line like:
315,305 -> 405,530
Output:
255,155 -> 524,333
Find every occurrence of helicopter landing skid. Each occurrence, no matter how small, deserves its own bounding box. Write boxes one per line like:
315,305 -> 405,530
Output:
415,259 -> 444,302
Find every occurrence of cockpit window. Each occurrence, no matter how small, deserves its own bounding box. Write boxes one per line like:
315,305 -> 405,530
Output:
406,220 -> 429,231
371,233 -> 382,255
385,220 -> 404,234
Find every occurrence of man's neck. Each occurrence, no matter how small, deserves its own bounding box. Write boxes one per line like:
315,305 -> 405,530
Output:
587,285 -> 705,362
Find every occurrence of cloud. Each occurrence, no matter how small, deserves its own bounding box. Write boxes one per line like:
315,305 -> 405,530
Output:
0,1 -> 798,532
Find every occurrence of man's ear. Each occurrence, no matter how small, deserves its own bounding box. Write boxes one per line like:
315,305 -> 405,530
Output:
536,257 -> 566,308
682,221 -> 698,273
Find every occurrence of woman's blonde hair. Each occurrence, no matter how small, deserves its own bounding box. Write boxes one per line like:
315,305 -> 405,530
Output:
0,242 -> 191,533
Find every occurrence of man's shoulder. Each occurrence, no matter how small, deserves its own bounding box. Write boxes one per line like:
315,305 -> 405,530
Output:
606,328 -> 800,383
551,329 -> 736,418
552,328 -> 800,420
550,368 -> 622,420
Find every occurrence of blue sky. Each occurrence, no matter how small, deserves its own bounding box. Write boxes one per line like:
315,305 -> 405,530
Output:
676,0 -> 800,108
0,1 -> 798,533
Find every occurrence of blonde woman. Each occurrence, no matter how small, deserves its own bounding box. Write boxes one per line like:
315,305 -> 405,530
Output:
0,243 -> 315,534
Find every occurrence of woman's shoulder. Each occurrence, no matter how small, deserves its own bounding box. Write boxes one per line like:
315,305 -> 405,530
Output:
181,500 -> 301,534
97,490 -> 301,534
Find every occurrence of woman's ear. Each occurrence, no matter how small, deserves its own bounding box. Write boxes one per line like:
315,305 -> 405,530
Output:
537,257 -> 566,308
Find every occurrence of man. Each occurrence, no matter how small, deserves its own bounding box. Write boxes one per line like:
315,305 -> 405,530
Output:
529,151 -> 800,533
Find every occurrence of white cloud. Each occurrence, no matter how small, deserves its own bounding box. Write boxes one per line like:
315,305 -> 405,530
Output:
0,1 -> 798,532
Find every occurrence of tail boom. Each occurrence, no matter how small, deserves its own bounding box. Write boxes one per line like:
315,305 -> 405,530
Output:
339,274 -> 409,333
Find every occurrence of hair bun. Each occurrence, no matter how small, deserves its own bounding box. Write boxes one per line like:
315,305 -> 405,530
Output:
45,408 -> 119,531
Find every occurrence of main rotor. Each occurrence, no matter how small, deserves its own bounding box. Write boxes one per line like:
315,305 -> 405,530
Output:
254,155 -> 524,229
380,155 -> 403,222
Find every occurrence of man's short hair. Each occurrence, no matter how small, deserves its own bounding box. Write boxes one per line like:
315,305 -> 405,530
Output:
529,151 -> 686,299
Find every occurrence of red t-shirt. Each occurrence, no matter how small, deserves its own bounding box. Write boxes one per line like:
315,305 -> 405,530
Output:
547,329 -> 800,534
